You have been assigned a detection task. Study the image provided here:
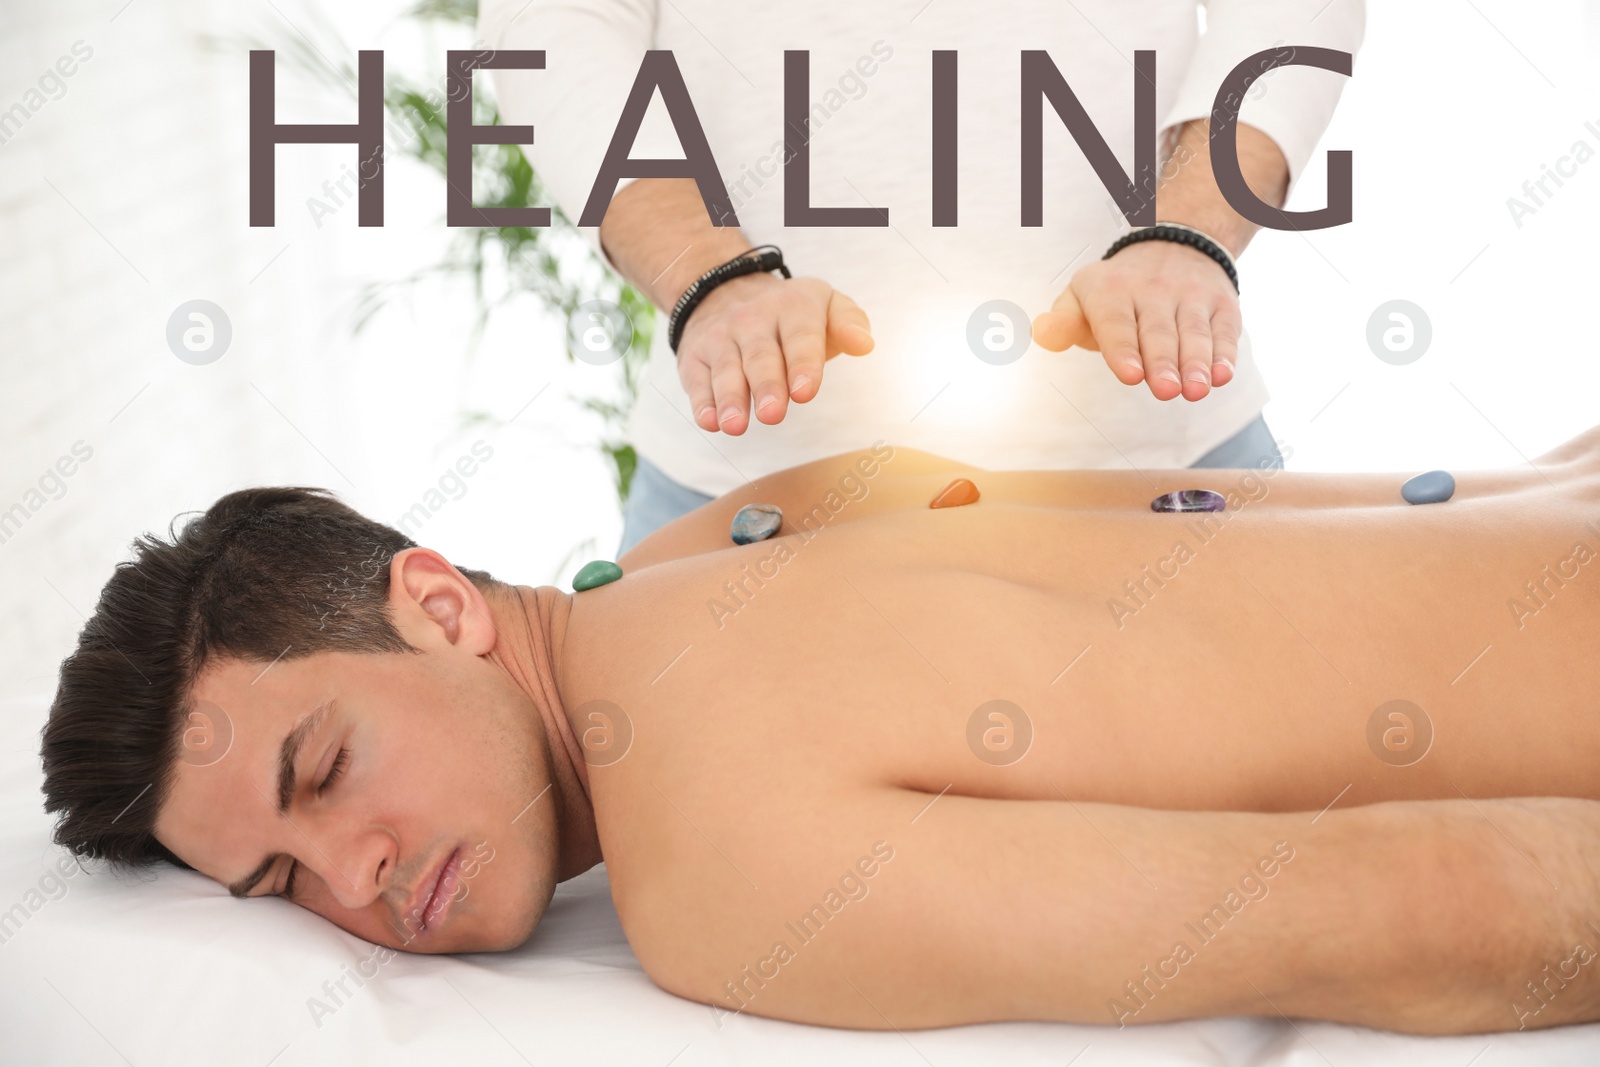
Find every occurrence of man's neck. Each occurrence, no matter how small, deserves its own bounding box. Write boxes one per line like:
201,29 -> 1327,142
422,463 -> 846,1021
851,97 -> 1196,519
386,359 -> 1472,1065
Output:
483,582 -> 602,881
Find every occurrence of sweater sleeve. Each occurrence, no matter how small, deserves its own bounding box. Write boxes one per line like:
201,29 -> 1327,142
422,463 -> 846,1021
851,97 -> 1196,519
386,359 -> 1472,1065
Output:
478,0 -> 685,271
1157,0 -> 1366,203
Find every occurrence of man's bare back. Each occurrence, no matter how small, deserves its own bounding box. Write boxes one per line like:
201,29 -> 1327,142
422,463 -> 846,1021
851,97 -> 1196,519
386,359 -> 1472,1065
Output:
546,431 -> 1600,1033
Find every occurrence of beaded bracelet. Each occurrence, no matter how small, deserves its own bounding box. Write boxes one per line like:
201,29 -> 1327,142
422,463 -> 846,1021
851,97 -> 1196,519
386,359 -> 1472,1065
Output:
667,244 -> 792,354
1103,223 -> 1239,294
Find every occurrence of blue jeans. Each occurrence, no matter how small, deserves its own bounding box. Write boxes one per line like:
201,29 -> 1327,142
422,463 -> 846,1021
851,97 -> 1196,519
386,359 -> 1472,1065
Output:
617,413 -> 1284,556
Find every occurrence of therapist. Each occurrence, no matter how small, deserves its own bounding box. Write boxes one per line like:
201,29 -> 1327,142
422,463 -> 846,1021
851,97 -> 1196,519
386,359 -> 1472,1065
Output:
481,0 -> 1366,555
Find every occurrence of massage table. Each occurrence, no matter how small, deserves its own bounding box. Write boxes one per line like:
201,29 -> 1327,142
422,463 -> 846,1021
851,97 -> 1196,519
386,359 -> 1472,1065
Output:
3,693 -> 1595,1066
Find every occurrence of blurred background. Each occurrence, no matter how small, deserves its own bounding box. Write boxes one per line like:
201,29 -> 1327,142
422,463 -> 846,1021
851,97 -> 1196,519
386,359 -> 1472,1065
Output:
3,0 -> 1599,699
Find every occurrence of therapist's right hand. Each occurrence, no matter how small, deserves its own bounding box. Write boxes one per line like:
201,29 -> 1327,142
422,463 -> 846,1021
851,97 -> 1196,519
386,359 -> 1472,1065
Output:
675,273 -> 874,435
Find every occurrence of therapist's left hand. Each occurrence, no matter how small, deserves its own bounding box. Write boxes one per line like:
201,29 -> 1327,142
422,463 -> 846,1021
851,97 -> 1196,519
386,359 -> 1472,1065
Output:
1030,239 -> 1241,402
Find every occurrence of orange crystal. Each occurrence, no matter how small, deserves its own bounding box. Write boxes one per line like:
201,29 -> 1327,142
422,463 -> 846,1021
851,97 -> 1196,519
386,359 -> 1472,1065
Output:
929,478 -> 980,509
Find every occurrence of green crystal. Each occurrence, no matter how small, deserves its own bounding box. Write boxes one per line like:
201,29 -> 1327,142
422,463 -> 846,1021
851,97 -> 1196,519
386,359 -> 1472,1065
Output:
572,560 -> 624,591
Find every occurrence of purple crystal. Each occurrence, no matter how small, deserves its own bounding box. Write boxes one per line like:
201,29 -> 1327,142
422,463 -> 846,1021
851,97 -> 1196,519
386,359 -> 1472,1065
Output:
1150,489 -> 1227,513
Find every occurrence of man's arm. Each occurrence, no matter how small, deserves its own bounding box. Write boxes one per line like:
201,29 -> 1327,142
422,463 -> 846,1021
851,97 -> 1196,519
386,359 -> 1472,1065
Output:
650,792 -> 1599,1033
1030,119 -> 1286,402
1156,117 -> 1288,261
1032,0 -> 1366,401
481,3 -> 874,434
598,176 -> 753,313
599,178 -> 875,435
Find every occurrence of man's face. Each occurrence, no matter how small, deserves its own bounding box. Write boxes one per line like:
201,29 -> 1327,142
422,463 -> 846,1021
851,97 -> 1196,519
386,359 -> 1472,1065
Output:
153,632 -> 556,953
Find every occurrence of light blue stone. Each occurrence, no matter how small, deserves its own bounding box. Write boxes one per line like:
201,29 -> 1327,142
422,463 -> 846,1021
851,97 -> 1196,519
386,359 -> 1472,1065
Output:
730,503 -> 783,545
1401,470 -> 1455,505
572,560 -> 623,591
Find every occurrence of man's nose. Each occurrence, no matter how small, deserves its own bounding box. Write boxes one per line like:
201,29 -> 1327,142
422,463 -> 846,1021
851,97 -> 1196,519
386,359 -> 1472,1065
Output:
315,826 -> 396,911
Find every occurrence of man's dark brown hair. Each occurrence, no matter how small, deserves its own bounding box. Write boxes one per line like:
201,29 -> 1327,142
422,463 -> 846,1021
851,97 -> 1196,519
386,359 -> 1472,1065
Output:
39,487 -> 495,871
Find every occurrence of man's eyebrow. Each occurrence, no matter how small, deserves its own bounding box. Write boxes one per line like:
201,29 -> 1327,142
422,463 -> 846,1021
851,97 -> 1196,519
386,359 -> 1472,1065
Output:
224,700 -> 334,899
227,854 -> 280,899
277,700 -> 334,815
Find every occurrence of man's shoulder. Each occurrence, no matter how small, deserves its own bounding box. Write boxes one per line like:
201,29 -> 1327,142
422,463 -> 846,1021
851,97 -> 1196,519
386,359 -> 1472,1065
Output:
618,444 -> 979,572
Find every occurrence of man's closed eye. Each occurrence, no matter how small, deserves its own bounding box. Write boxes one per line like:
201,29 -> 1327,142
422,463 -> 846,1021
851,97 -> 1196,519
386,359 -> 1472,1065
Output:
283,747 -> 351,900
318,747 -> 351,797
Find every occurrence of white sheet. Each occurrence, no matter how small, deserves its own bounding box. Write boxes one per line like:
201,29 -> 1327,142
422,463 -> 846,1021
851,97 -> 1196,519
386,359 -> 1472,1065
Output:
2,692 -> 1595,1066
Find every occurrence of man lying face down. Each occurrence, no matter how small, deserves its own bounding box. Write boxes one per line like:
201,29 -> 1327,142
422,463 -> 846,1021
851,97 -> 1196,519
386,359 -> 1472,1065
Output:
39,439 -> 1600,1034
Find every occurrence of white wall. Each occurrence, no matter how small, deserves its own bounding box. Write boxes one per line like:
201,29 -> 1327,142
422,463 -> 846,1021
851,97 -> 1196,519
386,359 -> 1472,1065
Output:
0,0 -> 621,699
1250,0 -> 1600,470
2,0 -> 1598,702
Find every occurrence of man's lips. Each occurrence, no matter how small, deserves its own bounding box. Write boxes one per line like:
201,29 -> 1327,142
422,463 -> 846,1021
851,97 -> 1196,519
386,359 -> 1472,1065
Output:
405,845 -> 463,936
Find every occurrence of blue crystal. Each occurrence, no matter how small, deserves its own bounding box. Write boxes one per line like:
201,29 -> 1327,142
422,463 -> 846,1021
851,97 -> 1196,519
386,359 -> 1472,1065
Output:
1401,470 -> 1455,504
730,503 -> 783,544
1150,489 -> 1227,513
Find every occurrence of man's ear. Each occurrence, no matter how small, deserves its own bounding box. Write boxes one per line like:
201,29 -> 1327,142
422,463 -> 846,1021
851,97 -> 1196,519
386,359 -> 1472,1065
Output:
388,548 -> 497,655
